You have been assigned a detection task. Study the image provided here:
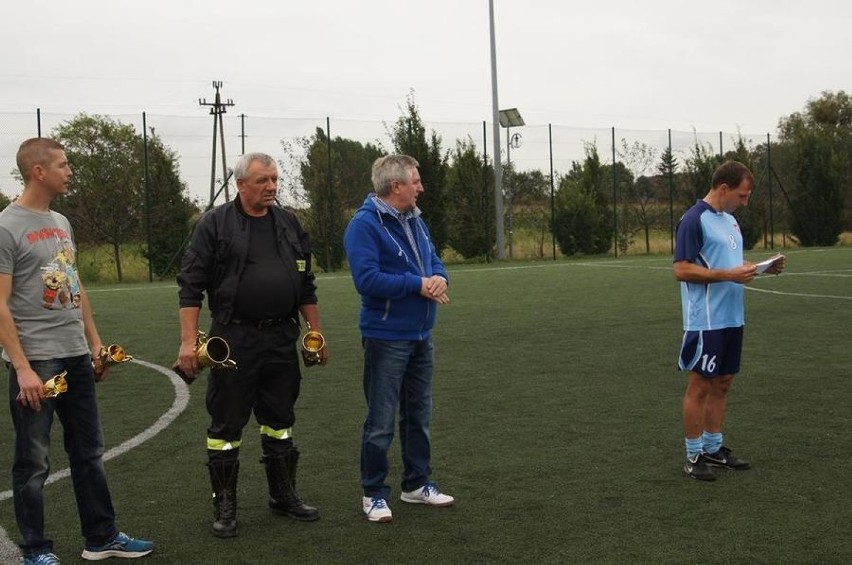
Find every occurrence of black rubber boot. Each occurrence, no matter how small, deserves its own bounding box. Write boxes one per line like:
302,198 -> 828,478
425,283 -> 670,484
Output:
207,459 -> 239,537
261,447 -> 319,522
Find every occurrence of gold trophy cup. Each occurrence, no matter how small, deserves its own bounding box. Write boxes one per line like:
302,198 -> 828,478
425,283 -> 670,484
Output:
43,370 -> 68,398
16,370 -> 68,405
93,344 -> 134,381
301,323 -> 325,366
173,330 -> 237,385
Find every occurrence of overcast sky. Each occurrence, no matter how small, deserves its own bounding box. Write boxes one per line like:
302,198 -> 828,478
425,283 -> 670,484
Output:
2,0 -> 850,200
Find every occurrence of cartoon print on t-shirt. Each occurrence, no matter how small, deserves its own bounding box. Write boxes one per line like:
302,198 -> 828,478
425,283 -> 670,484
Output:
40,240 -> 81,310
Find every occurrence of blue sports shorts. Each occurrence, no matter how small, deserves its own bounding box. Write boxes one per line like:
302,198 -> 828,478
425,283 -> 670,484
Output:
678,326 -> 744,377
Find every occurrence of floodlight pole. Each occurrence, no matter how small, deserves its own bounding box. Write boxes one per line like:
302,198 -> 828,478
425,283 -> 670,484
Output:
507,126 -> 512,258
488,0 -> 506,259
499,109 -> 524,259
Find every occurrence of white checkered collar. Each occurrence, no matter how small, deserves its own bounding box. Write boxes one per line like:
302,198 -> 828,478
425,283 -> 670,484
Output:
370,194 -> 421,221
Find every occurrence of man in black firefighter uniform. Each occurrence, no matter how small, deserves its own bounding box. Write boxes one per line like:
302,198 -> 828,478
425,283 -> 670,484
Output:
175,152 -> 329,538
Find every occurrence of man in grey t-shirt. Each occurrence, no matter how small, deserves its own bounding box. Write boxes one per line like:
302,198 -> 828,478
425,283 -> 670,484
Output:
0,138 -> 154,564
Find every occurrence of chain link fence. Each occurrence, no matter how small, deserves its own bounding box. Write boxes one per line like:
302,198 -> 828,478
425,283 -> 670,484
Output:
4,108 -> 837,274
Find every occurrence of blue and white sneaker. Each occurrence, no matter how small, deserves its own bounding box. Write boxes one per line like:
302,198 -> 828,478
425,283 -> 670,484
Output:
81,531 -> 153,560
400,481 -> 455,507
23,553 -> 61,565
362,496 -> 393,523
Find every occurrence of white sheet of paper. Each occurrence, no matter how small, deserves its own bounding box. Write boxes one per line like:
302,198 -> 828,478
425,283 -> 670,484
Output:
755,254 -> 783,275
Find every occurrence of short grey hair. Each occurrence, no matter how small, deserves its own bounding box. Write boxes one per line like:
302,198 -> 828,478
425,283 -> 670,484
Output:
17,137 -> 65,182
371,154 -> 419,196
233,152 -> 276,180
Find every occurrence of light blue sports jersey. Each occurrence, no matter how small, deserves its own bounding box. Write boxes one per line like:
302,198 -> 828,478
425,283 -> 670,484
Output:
674,200 -> 745,330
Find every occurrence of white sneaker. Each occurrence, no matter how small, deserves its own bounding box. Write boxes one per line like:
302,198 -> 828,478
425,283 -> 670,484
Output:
400,481 -> 455,507
362,496 -> 393,522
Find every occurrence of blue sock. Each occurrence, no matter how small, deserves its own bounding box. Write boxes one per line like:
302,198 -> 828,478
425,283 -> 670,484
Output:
685,437 -> 703,460
702,431 -> 723,454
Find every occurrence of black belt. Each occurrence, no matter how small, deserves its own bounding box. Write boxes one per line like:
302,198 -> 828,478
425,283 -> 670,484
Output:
229,317 -> 291,329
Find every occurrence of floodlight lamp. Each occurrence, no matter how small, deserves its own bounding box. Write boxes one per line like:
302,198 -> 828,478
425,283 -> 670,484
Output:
498,108 -> 525,128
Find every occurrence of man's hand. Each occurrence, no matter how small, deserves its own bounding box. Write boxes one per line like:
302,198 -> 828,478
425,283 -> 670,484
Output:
176,340 -> 200,379
431,293 -> 450,304
730,264 -> 758,284
420,276 -> 449,303
92,344 -> 111,382
16,367 -> 46,411
316,344 -> 329,366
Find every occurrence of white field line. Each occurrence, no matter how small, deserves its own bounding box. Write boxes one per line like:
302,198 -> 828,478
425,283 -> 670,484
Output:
0,360 -> 189,563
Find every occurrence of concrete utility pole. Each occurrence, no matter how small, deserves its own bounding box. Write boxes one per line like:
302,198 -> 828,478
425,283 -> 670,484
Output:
199,81 -> 234,203
488,0 -> 505,259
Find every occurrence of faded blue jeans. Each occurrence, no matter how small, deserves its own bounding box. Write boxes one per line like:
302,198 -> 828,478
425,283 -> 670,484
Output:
360,338 -> 434,500
7,355 -> 117,557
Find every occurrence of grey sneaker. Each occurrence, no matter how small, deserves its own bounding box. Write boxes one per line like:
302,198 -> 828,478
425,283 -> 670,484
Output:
704,446 -> 751,470
684,454 -> 716,481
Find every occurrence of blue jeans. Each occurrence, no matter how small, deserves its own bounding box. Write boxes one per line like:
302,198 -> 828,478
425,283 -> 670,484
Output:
7,355 -> 117,557
360,338 -> 434,499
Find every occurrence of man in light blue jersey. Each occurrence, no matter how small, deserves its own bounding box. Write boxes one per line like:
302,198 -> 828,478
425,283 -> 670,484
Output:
673,160 -> 785,481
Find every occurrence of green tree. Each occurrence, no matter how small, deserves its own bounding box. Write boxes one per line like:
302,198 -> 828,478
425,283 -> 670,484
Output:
445,138 -> 494,259
657,146 -> 680,252
679,136 -> 762,250
143,133 -> 198,279
51,114 -> 193,281
296,128 -> 382,271
388,93 -> 449,255
680,138 -> 721,211
552,143 -> 613,256
510,169 -> 549,206
783,131 -> 844,246
0,192 -> 11,212
604,160 -> 635,255
724,136 -> 762,250
777,90 -> 850,244
298,128 -> 345,272
52,115 -> 144,282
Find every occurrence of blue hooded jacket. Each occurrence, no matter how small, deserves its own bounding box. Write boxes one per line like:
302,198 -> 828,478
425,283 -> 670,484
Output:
344,194 -> 448,341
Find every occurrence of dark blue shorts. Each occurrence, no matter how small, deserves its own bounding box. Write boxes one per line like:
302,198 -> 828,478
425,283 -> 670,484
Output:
678,327 -> 744,377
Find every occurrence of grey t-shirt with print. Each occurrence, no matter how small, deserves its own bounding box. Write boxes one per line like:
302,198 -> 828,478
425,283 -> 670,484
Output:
0,203 -> 88,361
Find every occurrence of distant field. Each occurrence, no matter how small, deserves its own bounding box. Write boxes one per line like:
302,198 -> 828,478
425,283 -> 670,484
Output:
1,247 -> 850,563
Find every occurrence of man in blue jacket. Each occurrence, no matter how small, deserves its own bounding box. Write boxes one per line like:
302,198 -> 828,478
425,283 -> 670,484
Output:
344,154 -> 454,523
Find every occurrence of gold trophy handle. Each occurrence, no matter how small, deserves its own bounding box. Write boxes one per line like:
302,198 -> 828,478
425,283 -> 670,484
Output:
195,330 -> 209,347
